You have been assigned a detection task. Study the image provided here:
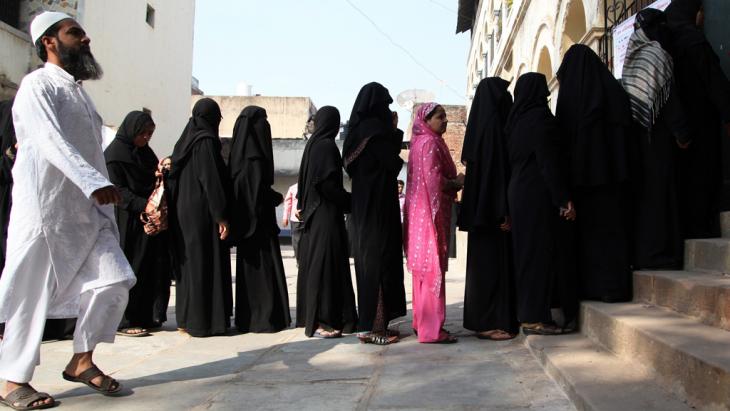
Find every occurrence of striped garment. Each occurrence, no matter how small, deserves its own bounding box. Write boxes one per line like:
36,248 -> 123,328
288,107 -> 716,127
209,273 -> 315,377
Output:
620,28 -> 674,131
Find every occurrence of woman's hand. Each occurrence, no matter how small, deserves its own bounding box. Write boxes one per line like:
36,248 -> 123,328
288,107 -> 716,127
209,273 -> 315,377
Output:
499,216 -> 511,232
218,220 -> 229,240
560,201 -> 576,221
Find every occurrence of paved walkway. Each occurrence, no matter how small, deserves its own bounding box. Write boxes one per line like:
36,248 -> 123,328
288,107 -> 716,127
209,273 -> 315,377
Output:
25,247 -> 574,410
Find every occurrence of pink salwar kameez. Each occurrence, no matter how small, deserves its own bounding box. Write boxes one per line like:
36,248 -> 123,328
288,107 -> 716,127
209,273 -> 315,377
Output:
403,103 -> 457,343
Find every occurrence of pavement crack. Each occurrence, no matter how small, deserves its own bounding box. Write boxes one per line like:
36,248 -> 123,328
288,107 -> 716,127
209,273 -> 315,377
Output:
355,348 -> 388,411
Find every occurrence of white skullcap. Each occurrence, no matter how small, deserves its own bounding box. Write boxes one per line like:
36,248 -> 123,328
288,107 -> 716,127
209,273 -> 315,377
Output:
30,11 -> 73,44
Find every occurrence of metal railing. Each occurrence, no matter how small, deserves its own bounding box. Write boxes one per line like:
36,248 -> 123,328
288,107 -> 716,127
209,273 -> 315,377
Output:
600,0 -> 655,70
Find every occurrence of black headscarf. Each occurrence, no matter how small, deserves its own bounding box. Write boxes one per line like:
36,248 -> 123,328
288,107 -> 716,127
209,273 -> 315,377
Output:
0,100 -> 16,185
505,73 -> 550,136
556,44 -> 631,186
170,98 -> 222,177
666,0 -> 706,53
297,106 -> 342,225
342,82 -> 393,171
104,111 -> 158,170
229,106 -> 274,185
458,78 -> 513,230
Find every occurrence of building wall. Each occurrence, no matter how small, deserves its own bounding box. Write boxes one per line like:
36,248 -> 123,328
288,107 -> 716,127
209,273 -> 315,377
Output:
192,95 -> 317,139
80,0 -> 196,158
0,21 -> 34,100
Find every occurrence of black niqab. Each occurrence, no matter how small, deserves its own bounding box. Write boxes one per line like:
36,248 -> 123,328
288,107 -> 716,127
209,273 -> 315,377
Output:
458,77 -> 513,229
556,44 -> 631,186
229,106 -> 275,185
297,106 -> 341,225
666,0 -> 706,52
342,82 -> 394,171
505,73 -> 550,136
170,98 -> 222,176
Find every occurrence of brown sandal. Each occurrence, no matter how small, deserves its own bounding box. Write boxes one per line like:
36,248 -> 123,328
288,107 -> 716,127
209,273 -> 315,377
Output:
521,322 -> 564,336
0,386 -> 56,410
62,365 -> 122,396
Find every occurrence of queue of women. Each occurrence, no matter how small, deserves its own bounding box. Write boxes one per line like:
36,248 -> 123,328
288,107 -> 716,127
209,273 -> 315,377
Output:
3,0 -> 725,345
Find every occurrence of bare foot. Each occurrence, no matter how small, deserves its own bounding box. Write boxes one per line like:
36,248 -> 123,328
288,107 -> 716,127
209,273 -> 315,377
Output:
1,382 -> 54,408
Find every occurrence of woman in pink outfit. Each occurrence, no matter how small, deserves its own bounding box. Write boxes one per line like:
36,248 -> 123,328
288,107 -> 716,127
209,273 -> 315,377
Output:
404,103 -> 464,344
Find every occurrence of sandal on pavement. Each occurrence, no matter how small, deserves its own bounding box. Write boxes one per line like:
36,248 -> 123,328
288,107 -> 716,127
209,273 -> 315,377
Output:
426,335 -> 458,344
116,328 -> 149,337
0,386 -> 56,410
312,329 -> 342,339
62,365 -> 122,396
521,322 -> 564,336
476,330 -> 516,341
358,333 -> 398,345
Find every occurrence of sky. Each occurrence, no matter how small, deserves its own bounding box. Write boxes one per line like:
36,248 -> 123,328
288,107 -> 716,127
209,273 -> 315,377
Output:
192,0 -> 470,131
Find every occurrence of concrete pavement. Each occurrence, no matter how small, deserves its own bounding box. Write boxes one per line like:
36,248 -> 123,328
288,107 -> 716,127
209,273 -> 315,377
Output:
22,247 -> 574,410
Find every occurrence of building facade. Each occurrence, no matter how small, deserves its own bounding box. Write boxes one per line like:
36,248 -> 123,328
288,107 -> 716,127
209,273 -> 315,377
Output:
0,0 -> 196,157
460,0 -> 604,109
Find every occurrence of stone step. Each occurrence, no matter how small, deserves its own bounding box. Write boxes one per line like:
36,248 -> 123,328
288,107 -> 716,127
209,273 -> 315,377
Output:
721,211 -> 730,238
525,334 -> 693,411
581,302 -> 730,410
633,270 -> 730,331
684,237 -> 730,273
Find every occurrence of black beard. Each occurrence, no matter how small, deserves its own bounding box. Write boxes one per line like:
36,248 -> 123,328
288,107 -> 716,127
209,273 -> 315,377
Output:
58,41 -> 103,81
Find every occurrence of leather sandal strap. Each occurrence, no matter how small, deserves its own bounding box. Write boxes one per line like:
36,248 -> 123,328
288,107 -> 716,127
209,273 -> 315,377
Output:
77,365 -> 104,383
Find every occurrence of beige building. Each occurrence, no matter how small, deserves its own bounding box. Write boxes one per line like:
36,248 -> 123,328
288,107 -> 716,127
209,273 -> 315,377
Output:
0,0 -> 196,157
459,0 -> 606,109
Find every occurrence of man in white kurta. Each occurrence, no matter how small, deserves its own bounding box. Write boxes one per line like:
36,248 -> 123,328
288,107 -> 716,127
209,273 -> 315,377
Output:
0,12 -> 135,407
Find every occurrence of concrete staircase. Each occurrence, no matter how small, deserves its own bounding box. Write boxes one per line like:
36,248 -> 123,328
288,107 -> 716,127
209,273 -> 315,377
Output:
526,212 -> 730,411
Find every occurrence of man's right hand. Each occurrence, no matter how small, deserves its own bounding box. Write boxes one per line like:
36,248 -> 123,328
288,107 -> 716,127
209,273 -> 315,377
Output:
282,218 -> 289,227
92,186 -> 122,205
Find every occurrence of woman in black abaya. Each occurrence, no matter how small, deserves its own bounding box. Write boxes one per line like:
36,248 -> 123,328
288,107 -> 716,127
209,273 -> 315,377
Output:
666,0 -> 730,240
0,100 -> 16,274
458,78 -> 518,340
169,98 -> 233,337
622,9 -> 691,269
229,106 -> 290,333
506,73 -> 578,335
105,111 -> 171,335
342,82 -> 406,345
296,106 -> 357,338
555,44 -> 632,302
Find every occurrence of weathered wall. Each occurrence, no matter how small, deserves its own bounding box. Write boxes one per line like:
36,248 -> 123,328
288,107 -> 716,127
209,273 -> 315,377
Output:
0,21 -> 34,100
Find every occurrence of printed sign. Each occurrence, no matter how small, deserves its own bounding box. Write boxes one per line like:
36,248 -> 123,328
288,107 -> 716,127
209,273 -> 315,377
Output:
612,0 -> 671,78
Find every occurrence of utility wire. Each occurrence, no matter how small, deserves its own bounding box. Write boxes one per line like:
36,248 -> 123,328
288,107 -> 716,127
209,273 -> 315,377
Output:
344,0 -> 466,100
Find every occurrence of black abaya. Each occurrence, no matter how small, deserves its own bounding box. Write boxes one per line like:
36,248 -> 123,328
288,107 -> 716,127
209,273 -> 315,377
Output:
229,106 -> 290,333
295,106 -> 358,337
457,78 -> 518,334
556,45 -> 633,302
0,100 -> 15,273
105,111 -> 172,329
169,98 -> 233,337
506,73 -> 577,325
343,83 -> 406,333
666,0 -> 730,239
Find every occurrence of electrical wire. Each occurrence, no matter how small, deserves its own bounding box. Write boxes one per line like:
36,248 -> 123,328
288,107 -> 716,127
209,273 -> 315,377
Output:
344,0 -> 466,100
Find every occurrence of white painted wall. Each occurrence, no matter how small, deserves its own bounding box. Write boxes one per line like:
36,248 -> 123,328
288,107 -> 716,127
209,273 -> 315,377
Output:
79,0 -> 195,158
